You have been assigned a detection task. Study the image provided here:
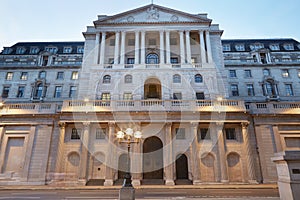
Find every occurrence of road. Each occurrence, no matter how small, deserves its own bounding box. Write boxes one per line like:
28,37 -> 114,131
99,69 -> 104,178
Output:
0,188 -> 279,200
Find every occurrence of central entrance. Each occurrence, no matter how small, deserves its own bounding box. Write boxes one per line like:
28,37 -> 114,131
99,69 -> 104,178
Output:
144,78 -> 162,99
143,136 -> 163,179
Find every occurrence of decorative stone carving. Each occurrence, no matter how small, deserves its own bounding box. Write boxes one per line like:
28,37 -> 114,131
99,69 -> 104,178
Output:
127,16 -> 135,22
147,6 -> 159,20
171,15 -> 179,22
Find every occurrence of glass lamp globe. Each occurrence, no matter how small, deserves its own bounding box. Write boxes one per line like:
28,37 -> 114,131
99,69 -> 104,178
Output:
125,128 -> 134,136
117,131 -> 125,139
134,131 -> 142,139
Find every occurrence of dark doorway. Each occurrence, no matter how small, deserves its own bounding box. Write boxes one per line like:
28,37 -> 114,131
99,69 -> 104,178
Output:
176,154 -> 189,179
143,136 -> 163,180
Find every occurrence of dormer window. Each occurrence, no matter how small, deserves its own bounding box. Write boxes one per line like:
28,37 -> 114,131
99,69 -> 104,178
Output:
222,44 -> 231,51
250,43 -> 264,51
2,47 -> 12,54
235,44 -> 245,51
16,47 -> 26,54
63,47 -> 72,53
283,43 -> 294,51
30,47 -> 39,54
45,47 -> 58,54
77,46 -> 84,54
269,44 -> 280,51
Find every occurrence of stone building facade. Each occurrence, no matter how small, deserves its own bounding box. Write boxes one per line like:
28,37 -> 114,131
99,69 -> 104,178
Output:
0,4 -> 299,186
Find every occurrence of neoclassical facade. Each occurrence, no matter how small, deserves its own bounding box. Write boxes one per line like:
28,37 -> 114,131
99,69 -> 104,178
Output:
0,4 -> 299,186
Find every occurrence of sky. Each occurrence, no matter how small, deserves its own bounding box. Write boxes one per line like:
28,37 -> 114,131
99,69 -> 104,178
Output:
0,0 -> 300,50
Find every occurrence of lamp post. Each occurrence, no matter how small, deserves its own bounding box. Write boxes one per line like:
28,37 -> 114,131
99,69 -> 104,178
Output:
117,128 -> 142,200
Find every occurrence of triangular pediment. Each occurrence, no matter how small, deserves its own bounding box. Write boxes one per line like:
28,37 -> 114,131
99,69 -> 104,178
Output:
94,4 -> 211,25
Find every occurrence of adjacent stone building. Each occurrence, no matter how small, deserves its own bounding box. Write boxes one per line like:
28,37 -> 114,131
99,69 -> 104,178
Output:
0,4 -> 299,186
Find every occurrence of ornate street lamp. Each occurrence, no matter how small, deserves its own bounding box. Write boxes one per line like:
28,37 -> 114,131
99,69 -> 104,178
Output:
117,128 -> 142,200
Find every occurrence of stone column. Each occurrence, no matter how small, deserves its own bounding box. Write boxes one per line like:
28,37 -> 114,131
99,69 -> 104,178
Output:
141,31 -> 146,64
99,32 -> 106,65
191,122 -> 201,184
199,30 -> 206,64
205,31 -> 213,63
114,31 -> 120,65
216,122 -> 228,182
179,31 -> 186,64
120,31 -> 126,65
132,124 -> 142,186
160,30 -> 165,64
185,30 -> 192,64
104,122 -> 115,186
56,122 -> 66,173
242,122 -> 257,183
79,122 -> 90,183
94,33 -> 100,65
164,122 -> 175,185
134,31 -> 140,64
165,31 -> 171,64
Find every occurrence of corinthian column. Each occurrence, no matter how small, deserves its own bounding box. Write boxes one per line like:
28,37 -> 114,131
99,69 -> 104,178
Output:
160,30 -> 165,64
134,31 -> 140,64
185,31 -> 192,64
215,122 -> 228,183
191,122 -> 201,185
179,31 -> 186,64
164,122 -> 175,185
99,32 -> 106,65
199,30 -> 206,64
94,33 -> 100,65
104,122 -> 115,186
56,122 -> 66,172
165,31 -> 171,64
205,31 -> 213,63
114,31 -> 120,64
79,122 -> 90,183
120,31 -> 126,65
141,31 -> 146,64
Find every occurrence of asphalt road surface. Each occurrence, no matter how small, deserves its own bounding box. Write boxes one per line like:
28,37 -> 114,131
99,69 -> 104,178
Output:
0,188 -> 279,200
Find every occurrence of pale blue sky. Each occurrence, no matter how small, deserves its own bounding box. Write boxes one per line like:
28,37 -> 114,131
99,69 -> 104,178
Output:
1,0 -> 300,50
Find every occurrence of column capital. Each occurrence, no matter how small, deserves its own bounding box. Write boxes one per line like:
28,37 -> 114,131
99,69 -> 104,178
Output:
190,122 -> 198,128
165,122 -> 172,128
215,121 -> 224,127
241,122 -> 250,129
108,122 -> 115,127
83,122 -> 90,128
58,122 -> 66,129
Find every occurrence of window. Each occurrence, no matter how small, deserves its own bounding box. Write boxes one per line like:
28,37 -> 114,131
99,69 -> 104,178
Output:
2,86 -> 10,98
263,69 -> 270,76
128,39 -> 135,46
57,72 -> 64,80
197,128 -> 211,142
247,84 -> 255,96
71,71 -> 78,80
109,39 -> 115,46
283,43 -> 294,50
173,93 -> 182,100
249,43 -> 264,50
45,47 -> 57,53
2,48 -> 12,54
173,74 -> 181,83
222,44 -> 231,51
123,93 -> 133,100
244,70 -> 252,78
54,86 -> 62,98
149,38 -> 156,45
235,44 -> 245,51
225,128 -> 236,140
16,47 -> 25,54
264,81 -> 278,98
196,92 -> 205,100
17,86 -> 25,98
195,74 -> 203,83
71,128 -> 81,140
69,86 -> 77,98
175,128 -> 185,139
127,58 -> 135,64
170,57 -> 178,64
39,71 -> 46,79
281,69 -> 289,78
285,84 -> 294,96
125,75 -> 132,83
30,47 -> 39,54
229,70 -> 237,78
101,93 -> 111,100
96,128 -> 106,139
269,44 -> 280,51
63,47 -> 72,53
77,46 -> 84,53
146,53 -> 159,64
170,38 -> 177,45
6,72 -> 13,80
34,83 -> 44,98
231,84 -> 239,96
42,56 -> 49,66
103,75 -> 111,84
298,70 -> 300,78
20,72 -> 28,80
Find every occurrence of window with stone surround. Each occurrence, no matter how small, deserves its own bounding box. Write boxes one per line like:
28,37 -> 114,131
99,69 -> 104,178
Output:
231,84 -> 239,96
225,128 -> 236,140
17,86 -> 25,98
2,86 -> 10,98
6,72 -> 13,80
20,72 -> 28,80
71,128 -> 81,140
176,128 -> 185,139
96,128 -> 106,140
285,84 -> 294,96
197,128 -> 211,142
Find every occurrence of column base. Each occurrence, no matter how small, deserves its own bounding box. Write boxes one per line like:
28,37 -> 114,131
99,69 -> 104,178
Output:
78,179 -> 87,186
165,179 -> 175,186
132,179 -> 141,187
104,179 -> 114,186
193,180 -> 202,185
248,180 -> 259,184
221,180 -> 229,183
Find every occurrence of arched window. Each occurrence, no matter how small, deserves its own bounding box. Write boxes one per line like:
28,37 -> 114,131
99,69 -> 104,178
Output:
195,74 -> 203,83
35,83 -> 43,98
146,53 -> 159,64
173,74 -> 181,83
103,75 -> 111,84
125,75 -> 132,83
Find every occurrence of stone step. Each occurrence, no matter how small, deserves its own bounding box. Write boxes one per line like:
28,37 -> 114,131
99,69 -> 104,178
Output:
141,179 -> 165,185
86,179 -> 105,186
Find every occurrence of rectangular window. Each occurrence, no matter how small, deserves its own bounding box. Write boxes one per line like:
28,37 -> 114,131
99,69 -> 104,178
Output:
269,44 -> 280,51
281,69 -> 289,78
71,128 -> 81,140
229,70 -> 237,78
283,44 -> 294,50
196,92 -> 205,100
244,70 -> 252,78
231,84 -> 239,96
197,128 -> 211,142
225,128 -> 236,140
96,128 -> 107,139
2,86 -> 10,98
63,47 -> 72,53
57,72 -> 64,80
176,128 -> 185,139
298,70 -> 300,78
6,72 -> 13,80
173,93 -> 182,100
222,44 -> 231,51
30,47 -> 39,54
285,84 -> 294,96
54,86 -> 62,98
171,57 -> 178,64
71,71 -> 78,80
128,39 -> 135,46
109,39 -> 115,46
235,44 -> 245,51
69,86 -> 77,98
101,93 -> 111,100
123,93 -> 133,100
127,58 -> 135,64
149,38 -> 156,45
77,46 -> 84,53
20,72 -> 28,80
17,86 -> 25,98
45,47 -> 57,54
247,84 -> 255,96
170,38 -> 177,45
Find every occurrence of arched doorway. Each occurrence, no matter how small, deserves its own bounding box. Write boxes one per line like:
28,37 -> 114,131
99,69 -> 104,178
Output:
144,78 -> 162,99
143,136 -> 163,180
176,154 -> 189,180
146,53 -> 159,64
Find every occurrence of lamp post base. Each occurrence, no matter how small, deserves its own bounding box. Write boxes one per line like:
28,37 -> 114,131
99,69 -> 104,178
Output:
119,186 -> 135,200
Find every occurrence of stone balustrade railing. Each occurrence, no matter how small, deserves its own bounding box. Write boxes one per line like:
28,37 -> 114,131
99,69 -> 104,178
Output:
246,102 -> 300,114
0,103 -> 62,115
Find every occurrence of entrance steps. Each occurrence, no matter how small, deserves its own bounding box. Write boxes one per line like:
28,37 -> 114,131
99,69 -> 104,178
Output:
175,179 -> 193,185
